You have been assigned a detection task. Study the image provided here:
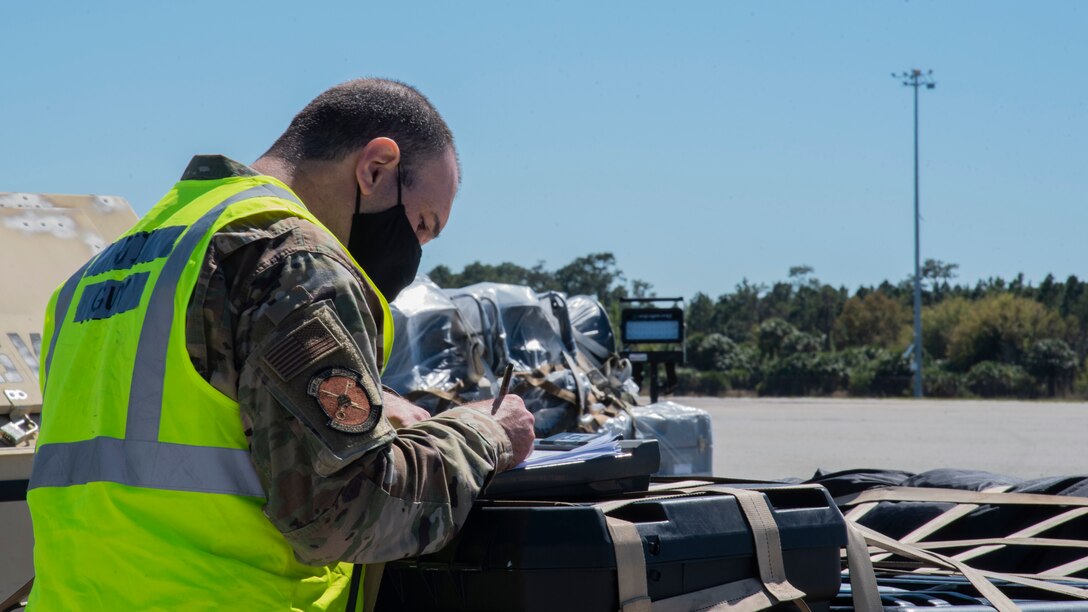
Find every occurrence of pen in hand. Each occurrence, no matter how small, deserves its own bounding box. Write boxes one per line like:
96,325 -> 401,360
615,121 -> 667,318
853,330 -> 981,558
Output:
491,363 -> 514,415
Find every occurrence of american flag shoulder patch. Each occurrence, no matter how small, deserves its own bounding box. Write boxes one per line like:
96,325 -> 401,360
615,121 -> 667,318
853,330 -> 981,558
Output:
262,317 -> 343,381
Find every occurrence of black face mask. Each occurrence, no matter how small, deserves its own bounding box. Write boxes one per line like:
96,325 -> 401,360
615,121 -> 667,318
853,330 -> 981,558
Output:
346,166 -> 422,301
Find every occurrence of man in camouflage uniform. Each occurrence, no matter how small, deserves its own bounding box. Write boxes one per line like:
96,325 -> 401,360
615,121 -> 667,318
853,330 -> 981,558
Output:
27,78 -> 533,609
186,82 -> 534,569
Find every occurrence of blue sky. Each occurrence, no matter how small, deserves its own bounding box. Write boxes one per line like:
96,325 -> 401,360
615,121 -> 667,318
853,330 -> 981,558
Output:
2,1 -> 1085,300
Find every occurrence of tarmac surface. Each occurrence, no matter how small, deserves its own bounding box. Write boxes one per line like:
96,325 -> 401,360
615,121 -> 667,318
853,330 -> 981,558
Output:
666,396 -> 1088,481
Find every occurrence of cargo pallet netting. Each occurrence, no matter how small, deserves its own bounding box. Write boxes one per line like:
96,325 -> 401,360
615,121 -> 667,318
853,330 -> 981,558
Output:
834,483 -> 1088,610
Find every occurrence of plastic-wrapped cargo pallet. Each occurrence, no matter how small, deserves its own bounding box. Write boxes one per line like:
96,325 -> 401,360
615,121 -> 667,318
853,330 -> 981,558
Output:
383,276 -> 713,476
631,402 -> 713,476
449,283 -> 586,436
385,277 -> 637,437
381,278 -> 497,413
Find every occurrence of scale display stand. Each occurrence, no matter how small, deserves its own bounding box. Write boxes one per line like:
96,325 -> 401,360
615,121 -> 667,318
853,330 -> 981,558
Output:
619,297 -> 685,404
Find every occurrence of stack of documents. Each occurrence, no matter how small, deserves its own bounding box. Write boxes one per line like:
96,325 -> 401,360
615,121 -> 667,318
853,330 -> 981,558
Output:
483,435 -> 660,499
512,433 -> 622,470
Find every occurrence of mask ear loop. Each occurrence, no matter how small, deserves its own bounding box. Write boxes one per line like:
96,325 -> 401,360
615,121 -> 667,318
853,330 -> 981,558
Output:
355,163 -> 402,215
396,163 -> 403,207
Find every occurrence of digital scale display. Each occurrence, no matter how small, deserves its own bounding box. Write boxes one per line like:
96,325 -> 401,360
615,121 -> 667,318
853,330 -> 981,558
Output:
620,308 -> 684,344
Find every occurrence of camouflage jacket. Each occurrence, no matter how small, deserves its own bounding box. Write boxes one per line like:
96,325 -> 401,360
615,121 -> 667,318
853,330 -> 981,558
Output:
182,155 -> 514,564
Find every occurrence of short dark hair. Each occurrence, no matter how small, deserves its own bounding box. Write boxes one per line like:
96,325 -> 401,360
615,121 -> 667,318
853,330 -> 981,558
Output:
264,78 -> 455,185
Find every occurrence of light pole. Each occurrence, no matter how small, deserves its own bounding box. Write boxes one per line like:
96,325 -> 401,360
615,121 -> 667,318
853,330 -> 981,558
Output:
894,69 -> 935,398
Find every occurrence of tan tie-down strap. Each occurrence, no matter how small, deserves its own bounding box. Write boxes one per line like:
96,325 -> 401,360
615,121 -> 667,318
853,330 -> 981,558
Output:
953,507 -> 1088,564
650,578 -> 799,612
837,484 -> 1088,602
403,380 -> 465,411
627,483 -> 1088,610
1043,556 -> 1088,581
867,485 -> 1013,564
606,516 -> 653,612
852,519 -> 1088,608
836,486 -> 1088,508
514,363 -> 631,432
843,522 -> 882,612
853,523 -> 1022,611
514,365 -> 581,406
598,485 -> 810,611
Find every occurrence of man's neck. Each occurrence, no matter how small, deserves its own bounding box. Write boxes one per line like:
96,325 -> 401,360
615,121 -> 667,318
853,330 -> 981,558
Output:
252,156 -> 352,240
251,156 -> 297,187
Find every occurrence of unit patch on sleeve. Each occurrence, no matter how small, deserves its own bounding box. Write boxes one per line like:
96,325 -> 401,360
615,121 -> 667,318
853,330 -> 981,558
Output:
252,301 -> 394,468
307,368 -> 381,434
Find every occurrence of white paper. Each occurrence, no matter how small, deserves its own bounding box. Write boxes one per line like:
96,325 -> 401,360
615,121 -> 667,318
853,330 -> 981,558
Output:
511,433 -> 622,470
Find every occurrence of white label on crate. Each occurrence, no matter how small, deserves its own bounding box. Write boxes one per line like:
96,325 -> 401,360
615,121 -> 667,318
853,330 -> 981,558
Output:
4,388 -> 29,402
673,463 -> 693,475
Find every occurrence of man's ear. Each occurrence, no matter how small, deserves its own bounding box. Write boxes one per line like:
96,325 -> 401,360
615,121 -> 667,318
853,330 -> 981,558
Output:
355,137 -> 401,197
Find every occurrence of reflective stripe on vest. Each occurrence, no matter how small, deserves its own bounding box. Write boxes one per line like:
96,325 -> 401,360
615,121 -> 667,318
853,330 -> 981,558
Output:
29,437 -> 265,496
30,184 -> 298,497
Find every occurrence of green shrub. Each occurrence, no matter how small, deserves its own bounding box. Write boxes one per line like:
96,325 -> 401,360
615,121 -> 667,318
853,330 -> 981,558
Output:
868,350 -> 913,396
673,367 -> 702,395
948,294 -> 1077,371
840,347 -> 912,396
673,367 -> 731,396
838,346 -> 887,370
760,353 -> 848,396
847,365 -> 876,396
757,318 -> 797,358
833,292 -> 910,349
964,361 -> 1036,398
690,333 -> 755,372
923,364 -> 964,398
782,331 -> 824,355
757,318 -> 823,359
1074,366 -> 1088,399
725,365 -> 759,390
1025,338 -> 1080,396
922,298 -> 971,360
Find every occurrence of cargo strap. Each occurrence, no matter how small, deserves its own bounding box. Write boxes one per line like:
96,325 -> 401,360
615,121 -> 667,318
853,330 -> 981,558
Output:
514,365 -> 581,406
597,485 -> 810,611
403,381 -> 465,413
856,523 -> 1021,611
838,485 -> 1088,609
605,516 -> 652,612
952,507 -> 1088,565
838,486 -> 1088,576
515,363 -> 632,432
843,523 -> 882,612
650,578 -> 804,612
403,356 -> 634,432
843,517 -> 1028,611
866,485 -> 1012,564
836,486 -> 1088,508
574,328 -> 613,363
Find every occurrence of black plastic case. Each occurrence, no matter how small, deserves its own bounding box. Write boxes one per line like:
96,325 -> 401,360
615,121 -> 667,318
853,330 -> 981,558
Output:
377,483 -> 847,611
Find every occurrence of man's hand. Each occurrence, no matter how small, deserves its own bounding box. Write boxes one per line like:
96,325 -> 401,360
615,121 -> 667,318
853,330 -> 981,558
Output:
463,395 -> 535,467
382,391 -> 431,429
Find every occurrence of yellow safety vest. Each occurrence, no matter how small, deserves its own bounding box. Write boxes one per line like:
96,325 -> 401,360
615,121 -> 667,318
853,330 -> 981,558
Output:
27,174 -> 393,611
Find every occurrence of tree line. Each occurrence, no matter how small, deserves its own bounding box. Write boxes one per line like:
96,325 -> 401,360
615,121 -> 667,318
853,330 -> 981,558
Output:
428,254 -> 1088,399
